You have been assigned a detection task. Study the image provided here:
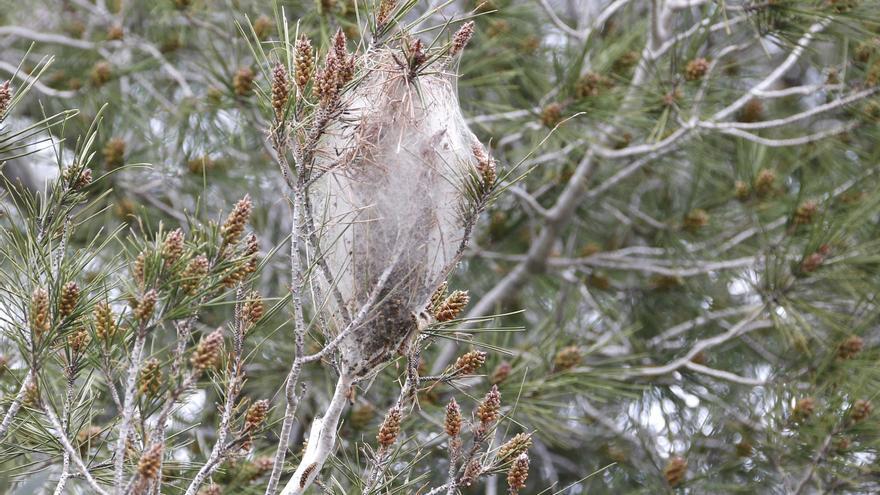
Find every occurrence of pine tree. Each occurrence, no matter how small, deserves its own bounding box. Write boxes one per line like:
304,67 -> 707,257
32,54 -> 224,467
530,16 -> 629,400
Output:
2,1 -> 880,494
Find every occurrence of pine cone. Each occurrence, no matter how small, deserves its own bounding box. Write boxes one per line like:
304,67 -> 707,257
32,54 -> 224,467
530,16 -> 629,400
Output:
491,361 -> 512,384
68,327 -> 90,354
272,63 -> 290,121
102,136 -> 125,168
233,67 -> 256,97
139,358 -> 162,397
134,289 -> 158,323
451,350 -> 486,376
94,300 -> 117,342
663,456 -> 687,487
553,345 -> 582,371
221,195 -> 253,248
497,433 -> 532,464
377,405 -> 402,448
449,21 -> 475,57
162,228 -> 185,267
684,57 -> 710,81
191,329 -> 224,371
506,453 -> 529,494
242,290 -> 264,330
295,35 -> 314,91
245,399 -> 270,431
838,335 -> 864,360
181,255 -> 210,294
445,398 -> 462,437
137,443 -> 163,480
851,399 -> 872,422
29,287 -> 50,338
435,290 -> 469,322
477,385 -> 501,427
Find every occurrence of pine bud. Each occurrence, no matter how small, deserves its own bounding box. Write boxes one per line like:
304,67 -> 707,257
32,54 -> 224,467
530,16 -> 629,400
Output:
162,228 -> 185,267
94,301 -> 117,342
76,425 -> 103,448
137,443 -> 163,480
59,282 -> 80,319
684,57 -> 710,81
221,195 -> 253,248
245,399 -> 270,431
91,61 -> 112,86
540,102 -> 562,128
191,329 -> 224,371
445,398 -> 462,437
295,35 -> 314,92
133,251 -> 146,287
477,385 -> 501,427
102,137 -> 126,169
233,67 -> 256,97
253,15 -> 273,40
453,350 -> 487,375
449,21 -> 475,58
738,98 -> 764,123
181,255 -> 209,294
139,358 -> 162,397
755,168 -> 776,196
107,24 -> 124,41
377,405 -> 402,448
272,63 -> 290,121
30,287 -> 50,338
222,264 -> 249,288
496,433 -> 532,464
683,208 -> 709,232
838,335 -> 864,360
734,180 -> 750,201
491,361 -> 512,384
851,399 -> 872,423
506,453 -> 529,494
553,345 -> 582,371
663,456 -> 687,487
801,252 -> 825,274
472,144 -> 497,189
69,167 -> 93,190
134,289 -> 157,323
794,201 -> 818,225
333,29 -> 355,88
242,290 -> 264,330
576,72 -> 612,99
435,290 -> 469,322
0,80 -> 11,119
735,440 -> 753,457
793,397 -> 816,419
315,52 -> 340,107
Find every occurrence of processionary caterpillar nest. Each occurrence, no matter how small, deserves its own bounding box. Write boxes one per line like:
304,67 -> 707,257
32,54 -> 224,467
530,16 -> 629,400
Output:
313,48 -> 488,378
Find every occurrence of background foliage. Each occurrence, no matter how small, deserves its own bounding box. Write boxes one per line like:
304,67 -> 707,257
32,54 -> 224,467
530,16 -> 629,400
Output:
2,0 -> 880,493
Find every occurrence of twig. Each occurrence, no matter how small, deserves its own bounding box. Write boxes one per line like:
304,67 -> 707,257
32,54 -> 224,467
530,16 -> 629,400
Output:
113,324 -> 148,491
0,369 -> 34,440
44,405 -> 110,495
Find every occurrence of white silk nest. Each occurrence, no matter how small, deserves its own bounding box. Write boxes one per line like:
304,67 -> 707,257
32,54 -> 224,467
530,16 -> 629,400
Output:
312,50 -> 483,378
